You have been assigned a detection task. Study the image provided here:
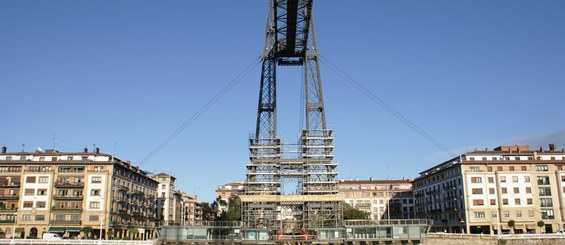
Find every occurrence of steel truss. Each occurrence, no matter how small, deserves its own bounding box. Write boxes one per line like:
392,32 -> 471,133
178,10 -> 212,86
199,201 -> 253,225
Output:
243,0 -> 342,231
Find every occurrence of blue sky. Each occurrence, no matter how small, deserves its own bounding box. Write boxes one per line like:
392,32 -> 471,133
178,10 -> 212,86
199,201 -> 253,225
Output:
1,1 -> 564,202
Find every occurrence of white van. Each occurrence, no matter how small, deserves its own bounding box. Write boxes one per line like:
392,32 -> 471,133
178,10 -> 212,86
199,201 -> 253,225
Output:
42,233 -> 62,240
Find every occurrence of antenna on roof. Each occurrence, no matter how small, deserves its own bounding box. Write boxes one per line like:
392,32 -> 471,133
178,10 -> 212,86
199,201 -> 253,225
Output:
52,133 -> 57,150
21,144 -> 25,152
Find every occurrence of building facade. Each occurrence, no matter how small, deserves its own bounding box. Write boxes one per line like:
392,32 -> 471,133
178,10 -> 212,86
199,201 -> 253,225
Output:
215,181 -> 244,212
413,144 -> 565,234
0,146 -> 158,240
151,173 -> 176,227
339,179 -> 415,220
179,193 -> 200,225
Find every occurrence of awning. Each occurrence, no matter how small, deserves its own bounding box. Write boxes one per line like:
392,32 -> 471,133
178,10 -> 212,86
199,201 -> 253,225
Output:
48,227 -> 81,233
66,227 -> 81,232
48,227 -> 65,232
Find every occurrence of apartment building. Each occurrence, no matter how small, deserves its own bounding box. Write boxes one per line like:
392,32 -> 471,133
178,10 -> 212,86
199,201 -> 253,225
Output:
339,179 -> 415,220
413,144 -> 565,234
151,173 -> 176,226
180,193 -> 201,225
0,146 -> 158,240
215,181 -> 244,212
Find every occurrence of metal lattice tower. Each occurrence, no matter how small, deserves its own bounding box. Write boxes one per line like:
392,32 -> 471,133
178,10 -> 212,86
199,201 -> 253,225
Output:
242,0 -> 342,231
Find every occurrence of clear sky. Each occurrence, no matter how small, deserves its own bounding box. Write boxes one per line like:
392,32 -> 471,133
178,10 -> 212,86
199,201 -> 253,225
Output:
1,1 -> 564,202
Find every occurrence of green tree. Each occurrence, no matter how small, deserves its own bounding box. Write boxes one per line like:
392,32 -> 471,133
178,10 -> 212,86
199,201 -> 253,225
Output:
226,195 -> 242,221
81,226 -> 93,238
343,202 -> 370,220
537,220 -> 545,233
507,220 -> 515,234
200,202 -> 215,221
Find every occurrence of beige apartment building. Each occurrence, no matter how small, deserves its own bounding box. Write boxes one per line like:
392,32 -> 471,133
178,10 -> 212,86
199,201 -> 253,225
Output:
339,179 -> 415,220
413,144 -> 565,234
0,146 -> 158,240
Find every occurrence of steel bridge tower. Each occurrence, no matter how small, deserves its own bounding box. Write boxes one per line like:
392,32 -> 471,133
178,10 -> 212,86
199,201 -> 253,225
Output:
242,0 -> 342,232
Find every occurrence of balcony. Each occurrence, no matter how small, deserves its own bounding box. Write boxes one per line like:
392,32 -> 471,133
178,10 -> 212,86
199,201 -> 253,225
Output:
0,220 -> 15,224
51,207 -> 82,212
0,208 -> 18,213
0,183 -> 20,188
52,195 -> 83,200
0,194 -> 19,200
54,182 -> 84,188
50,220 -> 81,225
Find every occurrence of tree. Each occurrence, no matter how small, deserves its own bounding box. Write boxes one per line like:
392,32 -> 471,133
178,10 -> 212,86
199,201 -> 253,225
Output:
200,202 -> 215,221
81,226 -> 93,238
226,195 -> 242,221
343,202 -> 370,220
507,220 -> 515,234
537,220 -> 545,233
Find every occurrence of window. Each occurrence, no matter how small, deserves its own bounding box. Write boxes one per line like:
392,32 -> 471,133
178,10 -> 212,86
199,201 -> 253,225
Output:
541,209 -> 555,219
38,176 -> 48,183
501,188 -> 507,194
35,215 -> 45,221
492,212 -> 497,218
516,211 -> 522,217
489,188 -> 495,194
91,177 -> 101,184
37,189 -> 47,196
24,189 -> 34,196
472,188 -> 483,194
89,215 -> 99,221
526,187 -> 531,193
22,214 -> 32,221
500,176 -> 506,183
473,199 -> 484,206
470,167 -> 480,172
490,199 -> 496,205
503,199 -> 508,205
514,198 -> 521,205
536,165 -> 548,171
36,201 -> 46,208
497,166 -> 503,171
540,198 -> 553,207
512,176 -> 518,182
537,176 -> 550,185
527,198 -> 533,205
474,212 -> 485,218
525,176 -> 531,182
521,166 -> 527,171
509,166 -> 515,171
23,201 -> 33,208
513,187 -> 519,194
488,177 -> 494,183
26,176 -> 36,183
529,210 -> 535,217
89,201 -> 100,209
91,189 -> 100,196
504,211 -> 510,218
539,187 -> 552,196
471,177 -> 482,183
487,167 -> 493,172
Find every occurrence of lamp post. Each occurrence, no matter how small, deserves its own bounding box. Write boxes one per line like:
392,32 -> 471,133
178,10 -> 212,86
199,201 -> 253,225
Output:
10,213 -> 17,244
99,212 -> 104,245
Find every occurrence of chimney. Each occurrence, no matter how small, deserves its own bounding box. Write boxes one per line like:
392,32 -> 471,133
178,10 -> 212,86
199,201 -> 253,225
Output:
1,146 -> 6,154
95,146 -> 100,154
83,146 -> 88,153
540,147 -> 544,152
549,144 -> 556,152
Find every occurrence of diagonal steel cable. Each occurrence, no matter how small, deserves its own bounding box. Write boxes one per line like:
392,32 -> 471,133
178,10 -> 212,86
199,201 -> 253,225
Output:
139,57 -> 261,166
320,55 -> 457,157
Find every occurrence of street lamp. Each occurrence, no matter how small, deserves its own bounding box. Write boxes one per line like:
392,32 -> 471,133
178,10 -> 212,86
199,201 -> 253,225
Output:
10,213 -> 17,244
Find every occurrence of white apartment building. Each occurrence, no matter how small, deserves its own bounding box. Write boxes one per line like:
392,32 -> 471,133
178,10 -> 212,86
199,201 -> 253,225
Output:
414,144 -> 565,234
339,179 -> 415,220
